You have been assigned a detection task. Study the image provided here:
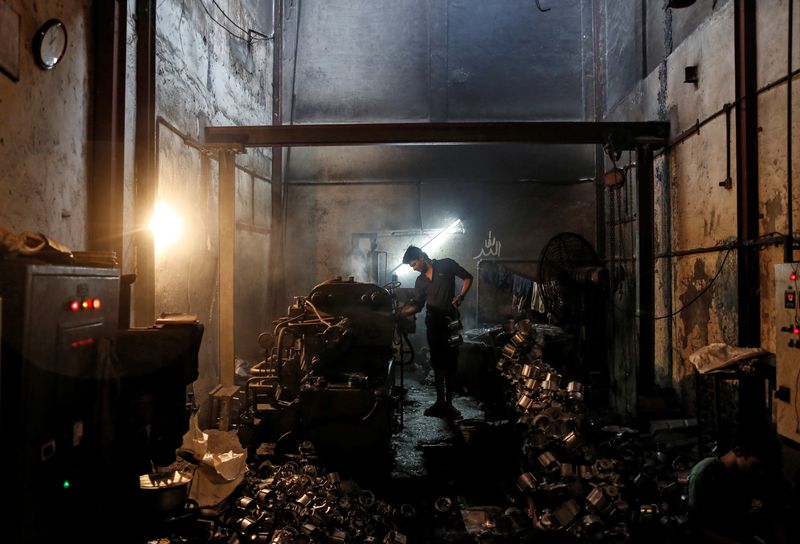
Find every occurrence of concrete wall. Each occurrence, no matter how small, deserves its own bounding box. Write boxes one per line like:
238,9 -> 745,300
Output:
601,0 -> 800,416
154,0 -> 273,420
0,0 -> 93,249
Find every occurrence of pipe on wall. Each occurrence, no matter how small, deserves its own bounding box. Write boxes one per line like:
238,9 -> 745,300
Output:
734,0 -> 766,422
133,0 -> 157,326
90,1 -> 127,260
786,0 -> 795,263
268,0 -> 286,322
636,144 -> 655,395
734,0 -> 760,349
219,147 -> 239,387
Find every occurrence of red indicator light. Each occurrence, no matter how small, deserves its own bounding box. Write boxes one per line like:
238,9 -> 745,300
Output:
790,294 -> 796,301
70,301 -> 80,312
71,341 -> 78,348
794,327 -> 800,335
87,338 -> 94,344
791,272 -> 798,281
92,298 -> 101,310
81,300 -> 90,309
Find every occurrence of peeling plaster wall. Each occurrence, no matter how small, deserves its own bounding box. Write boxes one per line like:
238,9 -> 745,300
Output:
601,0 -> 800,416
0,0 -> 93,249
155,0 -> 273,420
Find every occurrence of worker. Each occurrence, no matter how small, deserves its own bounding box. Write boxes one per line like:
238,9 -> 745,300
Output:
687,421 -> 788,544
400,245 -> 473,419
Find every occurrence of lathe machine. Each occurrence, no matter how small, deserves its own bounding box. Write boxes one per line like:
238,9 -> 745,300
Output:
240,277 -> 398,476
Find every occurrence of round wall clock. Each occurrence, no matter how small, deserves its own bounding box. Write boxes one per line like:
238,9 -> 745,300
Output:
33,19 -> 68,70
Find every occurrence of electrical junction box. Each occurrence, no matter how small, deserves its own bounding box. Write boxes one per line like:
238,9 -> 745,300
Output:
774,263 -> 800,443
0,259 -> 120,543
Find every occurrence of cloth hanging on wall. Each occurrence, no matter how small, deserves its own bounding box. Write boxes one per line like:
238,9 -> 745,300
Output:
480,263 -> 513,291
530,282 -> 546,314
512,274 -> 532,312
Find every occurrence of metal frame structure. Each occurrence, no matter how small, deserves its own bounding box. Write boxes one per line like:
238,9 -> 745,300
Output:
204,121 -> 668,390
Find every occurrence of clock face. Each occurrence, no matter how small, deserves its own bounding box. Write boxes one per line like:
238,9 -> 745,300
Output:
34,19 -> 67,70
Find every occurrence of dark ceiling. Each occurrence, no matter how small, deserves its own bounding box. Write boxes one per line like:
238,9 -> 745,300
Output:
281,0 -> 596,184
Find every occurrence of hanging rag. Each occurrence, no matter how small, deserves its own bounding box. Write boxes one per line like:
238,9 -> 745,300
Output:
530,282 -> 546,313
511,274 -> 533,312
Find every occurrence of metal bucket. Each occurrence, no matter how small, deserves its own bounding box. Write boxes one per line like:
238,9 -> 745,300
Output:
139,470 -> 193,514
456,418 -> 486,447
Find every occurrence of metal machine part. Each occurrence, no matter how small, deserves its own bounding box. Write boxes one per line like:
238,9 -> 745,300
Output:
447,314 -> 464,347
243,278 -> 396,474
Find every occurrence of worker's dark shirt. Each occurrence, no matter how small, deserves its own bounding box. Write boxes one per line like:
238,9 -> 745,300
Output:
688,456 -> 754,539
411,258 -> 472,314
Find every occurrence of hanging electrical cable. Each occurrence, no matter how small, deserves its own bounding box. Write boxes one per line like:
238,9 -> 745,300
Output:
786,0 -> 794,262
653,248 -> 733,320
197,0 -> 273,43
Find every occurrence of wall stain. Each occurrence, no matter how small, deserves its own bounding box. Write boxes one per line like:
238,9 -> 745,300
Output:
678,258 -> 710,351
714,249 -> 738,344
763,193 -> 785,235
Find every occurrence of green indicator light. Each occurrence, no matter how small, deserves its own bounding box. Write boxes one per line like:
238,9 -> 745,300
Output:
62,480 -> 71,490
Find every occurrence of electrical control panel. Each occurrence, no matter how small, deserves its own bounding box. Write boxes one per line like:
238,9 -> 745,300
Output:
0,259 -> 120,542
774,263 -> 800,443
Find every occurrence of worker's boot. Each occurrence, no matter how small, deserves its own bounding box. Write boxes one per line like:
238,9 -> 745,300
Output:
424,370 -> 446,417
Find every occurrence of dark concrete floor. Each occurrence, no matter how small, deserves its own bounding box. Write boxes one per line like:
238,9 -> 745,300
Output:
378,358 -> 529,542
391,363 -> 485,480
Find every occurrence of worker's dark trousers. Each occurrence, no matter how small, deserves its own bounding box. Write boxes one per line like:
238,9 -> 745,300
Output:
426,308 -> 458,405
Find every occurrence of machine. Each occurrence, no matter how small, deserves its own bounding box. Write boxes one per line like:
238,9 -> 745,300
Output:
0,257 -> 202,541
241,277 -> 397,476
0,258 -> 120,542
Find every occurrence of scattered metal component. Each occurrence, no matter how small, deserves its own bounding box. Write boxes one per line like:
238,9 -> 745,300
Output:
553,499 -> 581,528
434,496 -> 454,513
216,455 -> 408,544
501,344 -> 521,360
214,316 -> 698,543
517,472 -> 538,493
495,317 -> 697,541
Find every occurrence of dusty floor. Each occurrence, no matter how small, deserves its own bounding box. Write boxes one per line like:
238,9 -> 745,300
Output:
375,358 -> 528,542
391,364 -> 485,480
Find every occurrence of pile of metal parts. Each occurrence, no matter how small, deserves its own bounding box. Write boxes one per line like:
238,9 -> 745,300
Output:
495,319 -> 696,541
239,278 -> 397,474
217,449 -> 409,544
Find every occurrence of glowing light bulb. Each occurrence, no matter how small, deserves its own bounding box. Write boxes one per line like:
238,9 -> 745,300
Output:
150,202 -> 183,250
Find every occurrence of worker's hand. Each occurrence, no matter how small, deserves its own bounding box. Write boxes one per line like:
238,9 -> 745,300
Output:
452,295 -> 464,307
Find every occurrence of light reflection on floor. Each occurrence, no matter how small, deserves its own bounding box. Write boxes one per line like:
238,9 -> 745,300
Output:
391,364 -> 484,479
